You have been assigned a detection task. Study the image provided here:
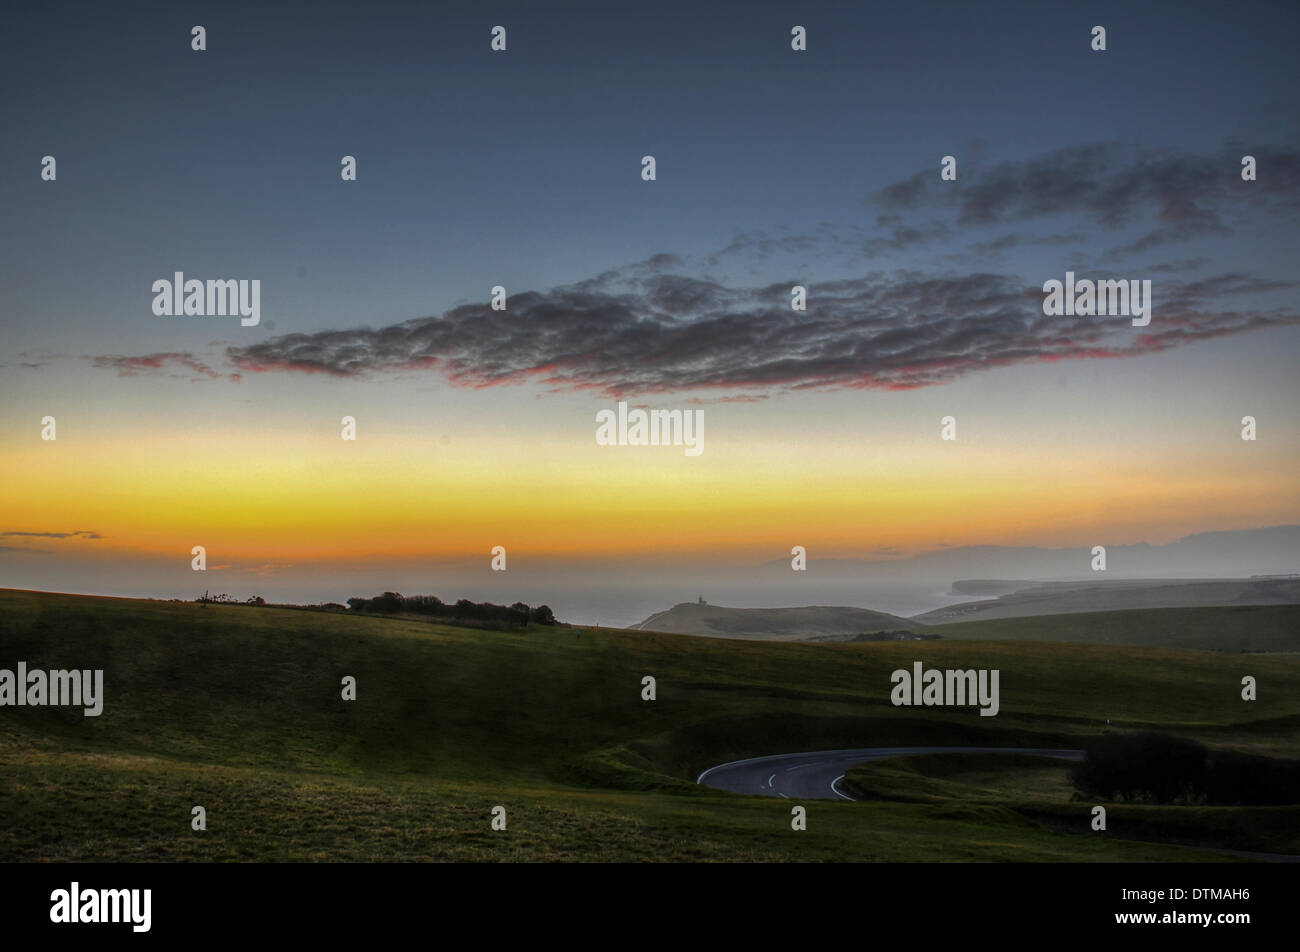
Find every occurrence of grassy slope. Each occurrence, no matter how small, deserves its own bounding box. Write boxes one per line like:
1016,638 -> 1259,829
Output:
633,602 -> 917,640
929,604 -> 1300,653
914,579 -> 1300,625
843,753 -> 1300,855
2,589 -> 1297,861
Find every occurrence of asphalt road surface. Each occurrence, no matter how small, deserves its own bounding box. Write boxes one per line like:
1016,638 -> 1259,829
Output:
696,746 -> 1084,800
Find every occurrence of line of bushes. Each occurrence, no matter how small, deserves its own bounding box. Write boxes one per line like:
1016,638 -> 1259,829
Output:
1072,731 -> 1299,805
345,592 -> 556,627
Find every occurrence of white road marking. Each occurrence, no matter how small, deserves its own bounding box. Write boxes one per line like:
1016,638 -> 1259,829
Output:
830,774 -> 855,801
767,773 -> 776,788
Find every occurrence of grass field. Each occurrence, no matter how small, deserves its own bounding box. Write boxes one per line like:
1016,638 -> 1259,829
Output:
842,753 -> 1300,855
930,604 -> 1300,652
2,589 -> 1297,861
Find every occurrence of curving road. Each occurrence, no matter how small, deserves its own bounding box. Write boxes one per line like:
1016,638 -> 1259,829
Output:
696,746 -> 1083,800
697,746 -> 1300,862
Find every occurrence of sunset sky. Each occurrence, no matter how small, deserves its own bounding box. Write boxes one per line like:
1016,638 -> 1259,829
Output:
2,1 -> 1298,617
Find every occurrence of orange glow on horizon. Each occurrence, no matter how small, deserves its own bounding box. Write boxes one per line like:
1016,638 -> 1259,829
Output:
3,423 -> 1296,565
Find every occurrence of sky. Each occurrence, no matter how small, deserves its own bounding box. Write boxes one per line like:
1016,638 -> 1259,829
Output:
2,0 -> 1298,621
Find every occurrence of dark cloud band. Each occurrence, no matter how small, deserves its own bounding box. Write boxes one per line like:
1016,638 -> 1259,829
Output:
220,269 -> 1298,397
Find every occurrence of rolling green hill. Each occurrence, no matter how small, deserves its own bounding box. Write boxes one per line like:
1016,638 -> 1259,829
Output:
915,578 -> 1300,625
1,589 -> 1297,861
633,601 -> 917,639
932,604 -> 1300,652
